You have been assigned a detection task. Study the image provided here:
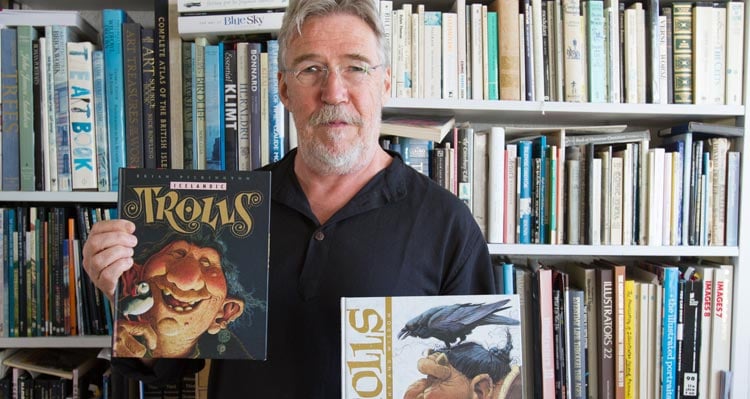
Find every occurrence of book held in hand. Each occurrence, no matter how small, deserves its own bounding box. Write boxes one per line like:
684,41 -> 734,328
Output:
341,294 -> 523,399
114,168 -> 271,359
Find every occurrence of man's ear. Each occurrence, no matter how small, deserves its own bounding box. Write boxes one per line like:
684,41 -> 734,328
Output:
206,298 -> 245,334
470,373 -> 494,399
278,71 -> 290,108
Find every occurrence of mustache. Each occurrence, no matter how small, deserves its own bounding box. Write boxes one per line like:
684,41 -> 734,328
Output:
309,105 -> 364,127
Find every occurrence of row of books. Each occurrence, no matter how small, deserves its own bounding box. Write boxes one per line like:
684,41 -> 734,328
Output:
501,257 -> 734,399
380,0 -> 745,105
384,120 -> 742,246
0,206 -> 116,338
0,347 -> 107,399
0,8 -> 297,193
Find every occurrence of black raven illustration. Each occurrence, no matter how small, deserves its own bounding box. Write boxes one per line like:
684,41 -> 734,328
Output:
397,299 -> 520,348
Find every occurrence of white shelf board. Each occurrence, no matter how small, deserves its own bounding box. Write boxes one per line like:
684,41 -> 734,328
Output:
0,191 -> 117,203
0,336 -> 110,348
384,99 -> 745,127
487,244 -> 739,258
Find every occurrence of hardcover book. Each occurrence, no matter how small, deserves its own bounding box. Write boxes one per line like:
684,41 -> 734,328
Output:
113,168 -> 270,359
341,294 -> 523,399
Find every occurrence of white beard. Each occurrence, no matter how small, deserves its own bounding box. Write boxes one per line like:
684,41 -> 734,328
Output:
298,129 -> 372,175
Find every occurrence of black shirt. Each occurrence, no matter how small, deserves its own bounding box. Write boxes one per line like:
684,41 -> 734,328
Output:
115,149 -> 495,398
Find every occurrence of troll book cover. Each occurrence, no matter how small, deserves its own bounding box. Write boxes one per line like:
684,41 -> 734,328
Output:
114,168 -> 270,360
341,294 -> 523,399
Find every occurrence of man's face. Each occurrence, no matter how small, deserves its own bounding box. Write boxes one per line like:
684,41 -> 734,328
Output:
140,240 -> 238,342
279,13 -> 392,175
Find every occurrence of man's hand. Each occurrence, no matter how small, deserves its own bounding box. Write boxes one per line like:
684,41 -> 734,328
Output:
114,319 -> 158,357
82,219 -> 138,301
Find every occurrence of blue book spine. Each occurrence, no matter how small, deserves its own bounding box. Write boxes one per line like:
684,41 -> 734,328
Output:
217,42 -> 225,170
6,209 -> 15,337
204,44 -> 222,170
518,140 -> 533,244
586,0 -> 606,103
502,262 -> 514,294
533,135 -> 547,243
401,138 -> 433,176
16,26 -> 38,192
267,40 -> 285,162
92,50 -> 110,192
102,9 -> 131,190
248,42 -> 262,169
1,28 -> 20,191
661,266 -> 679,399
486,11 -> 499,100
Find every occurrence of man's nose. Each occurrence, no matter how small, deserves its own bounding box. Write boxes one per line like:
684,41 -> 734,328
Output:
321,68 -> 349,105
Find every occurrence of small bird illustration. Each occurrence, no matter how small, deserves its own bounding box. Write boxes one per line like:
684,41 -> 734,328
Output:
119,281 -> 154,320
398,299 -> 520,348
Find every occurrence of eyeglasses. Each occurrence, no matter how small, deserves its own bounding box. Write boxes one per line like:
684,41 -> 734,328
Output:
284,63 -> 384,87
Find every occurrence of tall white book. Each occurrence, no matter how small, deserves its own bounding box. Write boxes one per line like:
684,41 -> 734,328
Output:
442,12 -> 459,99
66,41 -> 98,190
470,3 -> 484,100
487,127 -> 506,243
692,2 -> 713,104
647,148 -> 665,246
380,1 -> 395,94
451,0 -> 469,99
604,0 -> 621,103
424,11 -> 443,99
562,0 -> 584,102
724,2 -> 745,105
709,4 -> 727,105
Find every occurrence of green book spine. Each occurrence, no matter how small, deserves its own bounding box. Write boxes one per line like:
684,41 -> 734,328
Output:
672,2 -> 692,104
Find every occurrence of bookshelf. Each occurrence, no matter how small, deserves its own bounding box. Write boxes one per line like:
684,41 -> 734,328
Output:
0,0 -> 748,397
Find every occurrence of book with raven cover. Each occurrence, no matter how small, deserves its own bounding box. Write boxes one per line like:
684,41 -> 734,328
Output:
341,294 -> 523,399
114,168 -> 270,360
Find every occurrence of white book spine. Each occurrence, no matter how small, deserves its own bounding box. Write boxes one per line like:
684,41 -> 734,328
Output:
710,265 -> 733,399
470,3 -> 484,100
411,11 -> 421,99
709,5 -> 727,105
670,150 -> 682,246
620,145 -> 633,245
692,3 -> 713,104
591,158 -> 602,245
724,2 -> 744,105
606,4 -> 621,103
532,0 -> 545,101
380,1 -> 394,96
635,4 -> 647,103
453,0 -> 468,99
562,0 -> 584,102
424,12 -> 443,99
725,152 -> 740,246
624,7 -> 638,103
658,15 -> 668,104
505,144 -> 518,243
66,41 -> 97,190
648,148 -> 664,245
177,12 -> 285,40
487,127 -> 506,243
442,13 -> 459,99
610,156 -> 623,245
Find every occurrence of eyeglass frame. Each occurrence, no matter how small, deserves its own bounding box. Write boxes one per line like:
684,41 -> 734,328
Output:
282,63 -> 385,87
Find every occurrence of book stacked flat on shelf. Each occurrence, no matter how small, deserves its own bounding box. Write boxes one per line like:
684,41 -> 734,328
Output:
113,168 -> 271,359
176,0 -> 287,41
341,294 -> 523,399
380,115 -> 456,142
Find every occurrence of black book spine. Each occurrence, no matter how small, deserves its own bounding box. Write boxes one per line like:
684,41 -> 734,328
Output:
141,27 -> 157,169
224,47 -> 238,170
154,0 -> 171,168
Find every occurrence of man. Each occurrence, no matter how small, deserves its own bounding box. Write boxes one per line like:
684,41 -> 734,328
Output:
114,231 -> 261,359
82,0 -> 495,396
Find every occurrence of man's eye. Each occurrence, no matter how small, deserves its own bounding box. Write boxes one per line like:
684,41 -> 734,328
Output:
346,65 -> 367,74
300,65 -> 324,74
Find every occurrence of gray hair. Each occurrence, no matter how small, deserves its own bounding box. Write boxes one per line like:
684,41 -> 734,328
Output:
277,0 -> 389,69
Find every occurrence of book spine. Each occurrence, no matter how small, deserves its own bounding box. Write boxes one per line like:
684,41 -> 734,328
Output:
672,3 -> 693,104
122,22 -> 144,169
562,0 -> 584,102
248,42 -> 262,169
33,40 -> 45,192
570,288 -> 587,399
41,33 -> 58,192
493,0 -> 521,100
66,42 -> 98,190
518,140 -> 533,243
1,28 -> 20,191
457,126 -> 474,211
709,265 -> 733,399
424,11 -> 443,100
661,267 -> 679,399
725,152 -> 740,246
203,44 -> 223,170
91,51 -> 109,192
223,47 -> 238,170
103,9 -> 130,190
486,11 -> 499,100
177,12 -> 285,40
141,28 -> 157,169
16,26 -> 38,192
260,52 -> 269,166
677,279 -> 702,398
624,280 -> 636,399
441,12 -> 458,100
708,137 -> 729,246
724,2 -> 744,105
177,0 -> 288,13
154,0 -> 172,169
236,43 -> 250,171
181,41 -> 194,169
487,127 -> 505,243
586,0 -> 606,103
598,267 -> 614,398
267,40 -> 284,163
192,38 -> 207,169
